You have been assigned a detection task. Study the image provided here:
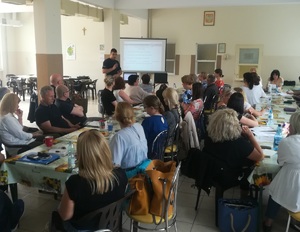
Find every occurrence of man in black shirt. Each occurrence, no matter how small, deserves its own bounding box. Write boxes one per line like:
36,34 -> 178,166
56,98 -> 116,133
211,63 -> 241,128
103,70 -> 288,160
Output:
49,73 -> 63,98
203,74 -> 219,111
35,86 -> 79,135
55,85 -> 87,126
101,75 -> 117,116
102,48 -> 122,77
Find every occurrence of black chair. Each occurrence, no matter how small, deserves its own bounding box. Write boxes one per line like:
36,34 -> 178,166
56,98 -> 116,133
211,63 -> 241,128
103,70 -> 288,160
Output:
150,130 -> 168,160
86,79 -> 98,100
6,74 -> 17,87
98,90 -> 105,117
15,78 -> 31,101
164,123 -> 180,161
283,80 -> 296,86
50,190 -> 135,232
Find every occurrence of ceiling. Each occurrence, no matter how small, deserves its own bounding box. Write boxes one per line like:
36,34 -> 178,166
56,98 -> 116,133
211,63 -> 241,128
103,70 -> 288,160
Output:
0,0 -> 300,13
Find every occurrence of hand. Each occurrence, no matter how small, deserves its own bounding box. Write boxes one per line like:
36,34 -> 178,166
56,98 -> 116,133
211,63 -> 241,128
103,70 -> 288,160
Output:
113,63 -> 118,70
32,130 -> 43,137
15,108 -> 23,118
72,123 -> 81,129
241,126 -> 254,139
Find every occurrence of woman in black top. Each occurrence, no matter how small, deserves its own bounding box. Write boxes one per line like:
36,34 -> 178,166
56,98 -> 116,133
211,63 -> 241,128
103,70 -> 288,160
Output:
58,130 -> 128,231
101,75 -> 117,116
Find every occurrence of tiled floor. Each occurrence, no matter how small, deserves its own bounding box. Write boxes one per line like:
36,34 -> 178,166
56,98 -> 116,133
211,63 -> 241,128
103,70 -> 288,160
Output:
7,93 -> 295,231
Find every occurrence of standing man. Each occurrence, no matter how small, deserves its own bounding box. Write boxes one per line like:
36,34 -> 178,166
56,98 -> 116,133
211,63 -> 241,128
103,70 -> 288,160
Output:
50,73 -> 63,98
102,48 -> 122,78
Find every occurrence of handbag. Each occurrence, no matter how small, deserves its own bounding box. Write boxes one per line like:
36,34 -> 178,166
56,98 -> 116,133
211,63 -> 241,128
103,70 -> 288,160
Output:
146,160 -> 176,217
128,174 -> 152,215
218,198 -> 258,232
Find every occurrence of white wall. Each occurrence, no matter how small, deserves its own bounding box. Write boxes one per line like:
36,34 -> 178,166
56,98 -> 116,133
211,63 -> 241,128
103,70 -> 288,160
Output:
151,5 -> 300,87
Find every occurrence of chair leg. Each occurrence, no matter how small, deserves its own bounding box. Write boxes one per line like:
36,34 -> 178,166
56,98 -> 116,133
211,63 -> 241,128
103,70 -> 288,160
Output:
286,214 -> 291,232
195,188 -> 201,210
215,184 -> 224,227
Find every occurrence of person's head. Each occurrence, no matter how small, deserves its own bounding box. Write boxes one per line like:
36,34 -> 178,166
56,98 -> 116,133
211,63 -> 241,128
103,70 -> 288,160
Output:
181,74 -> 194,90
0,87 -> 10,101
162,87 -> 179,110
104,75 -> 115,88
270,69 -> 280,81
227,92 -> 244,115
141,74 -> 151,84
115,102 -> 135,127
207,108 -> 242,143
113,77 -> 126,90
198,72 -> 207,82
0,93 -> 20,116
143,95 -> 164,115
128,75 -> 139,86
49,74 -> 63,87
289,112 -> 300,135
109,48 -> 118,60
250,67 -> 257,73
214,69 -> 223,78
243,72 -> 254,89
207,74 -> 216,85
220,89 -> 233,105
40,85 -> 55,105
56,84 -> 69,99
77,129 -> 116,194
192,82 -> 203,100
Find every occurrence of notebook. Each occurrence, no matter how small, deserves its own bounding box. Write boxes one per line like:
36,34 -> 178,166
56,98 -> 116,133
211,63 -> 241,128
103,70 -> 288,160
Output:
17,152 -> 60,165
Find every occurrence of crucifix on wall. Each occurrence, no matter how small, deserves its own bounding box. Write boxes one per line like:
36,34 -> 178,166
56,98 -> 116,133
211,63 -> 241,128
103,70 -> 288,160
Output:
82,27 -> 87,36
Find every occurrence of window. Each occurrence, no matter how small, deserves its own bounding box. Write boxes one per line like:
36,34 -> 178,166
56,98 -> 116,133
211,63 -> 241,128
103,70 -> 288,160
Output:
166,43 -> 175,75
196,44 -> 217,74
235,45 -> 263,80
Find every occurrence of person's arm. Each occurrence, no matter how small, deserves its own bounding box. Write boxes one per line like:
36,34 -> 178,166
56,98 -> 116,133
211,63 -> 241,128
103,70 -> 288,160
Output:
15,109 -> 23,126
70,105 -> 85,117
112,100 -> 117,108
58,188 -> 74,221
39,120 -> 77,134
240,115 -> 258,128
247,107 -> 265,117
242,126 -> 264,161
119,90 -> 135,104
102,63 -> 118,74
2,115 -> 32,140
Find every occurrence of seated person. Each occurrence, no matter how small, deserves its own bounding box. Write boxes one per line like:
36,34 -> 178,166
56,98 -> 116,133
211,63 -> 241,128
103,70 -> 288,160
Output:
156,83 -> 169,111
203,74 -> 219,111
139,74 -> 153,93
203,108 -> 263,196
266,69 -> 284,89
35,86 -> 79,135
50,73 -> 63,98
217,89 -> 232,109
55,85 -> 87,126
142,95 -> 168,157
58,130 -> 127,231
198,72 -> 208,89
181,74 -> 194,104
242,72 -> 267,106
125,75 -> 151,104
0,190 -> 24,231
109,102 -> 148,178
182,82 -> 204,120
0,93 -> 43,154
263,112 -> 300,231
113,77 -> 135,104
0,87 -> 10,156
227,92 -> 259,128
214,68 -> 224,92
101,75 -> 117,116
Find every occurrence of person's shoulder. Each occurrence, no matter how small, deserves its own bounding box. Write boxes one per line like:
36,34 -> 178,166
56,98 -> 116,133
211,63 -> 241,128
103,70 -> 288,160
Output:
66,174 -> 80,184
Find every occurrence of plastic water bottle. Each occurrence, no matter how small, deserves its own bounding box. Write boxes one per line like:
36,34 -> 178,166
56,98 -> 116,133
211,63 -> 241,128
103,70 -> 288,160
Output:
67,141 -> 76,169
273,124 -> 283,151
107,117 -> 113,133
267,108 -> 273,126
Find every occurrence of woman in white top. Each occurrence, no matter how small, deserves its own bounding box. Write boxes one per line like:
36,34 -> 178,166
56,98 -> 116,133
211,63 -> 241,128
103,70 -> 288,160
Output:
266,69 -> 284,89
263,112 -> 300,231
242,72 -> 267,106
113,77 -> 136,104
0,93 -> 43,154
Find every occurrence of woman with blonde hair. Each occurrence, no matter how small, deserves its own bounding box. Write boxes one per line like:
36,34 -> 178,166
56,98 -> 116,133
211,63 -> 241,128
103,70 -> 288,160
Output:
110,102 -> 148,178
58,130 -> 127,231
203,108 -> 263,195
0,93 -> 43,154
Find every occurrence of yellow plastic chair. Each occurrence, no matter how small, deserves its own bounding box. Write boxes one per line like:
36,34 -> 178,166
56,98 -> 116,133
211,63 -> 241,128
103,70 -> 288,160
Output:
285,211 -> 300,232
127,162 -> 181,232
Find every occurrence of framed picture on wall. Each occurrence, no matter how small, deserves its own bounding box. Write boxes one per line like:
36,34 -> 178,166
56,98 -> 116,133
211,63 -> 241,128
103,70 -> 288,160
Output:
218,43 -> 226,53
203,11 -> 215,26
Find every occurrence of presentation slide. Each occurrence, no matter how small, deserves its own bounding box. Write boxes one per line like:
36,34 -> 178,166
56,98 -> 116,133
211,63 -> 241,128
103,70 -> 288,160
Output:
120,38 -> 167,73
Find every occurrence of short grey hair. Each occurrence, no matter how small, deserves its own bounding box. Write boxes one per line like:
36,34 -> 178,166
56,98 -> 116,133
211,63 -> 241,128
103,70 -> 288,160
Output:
40,85 -> 54,98
289,112 -> 300,135
207,108 -> 241,142
104,75 -> 114,87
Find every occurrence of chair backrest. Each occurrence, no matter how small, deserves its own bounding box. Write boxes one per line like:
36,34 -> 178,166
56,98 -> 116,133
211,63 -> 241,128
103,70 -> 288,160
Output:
98,90 -> 105,117
283,80 -> 296,86
76,190 -> 135,232
150,130 -> 168,160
